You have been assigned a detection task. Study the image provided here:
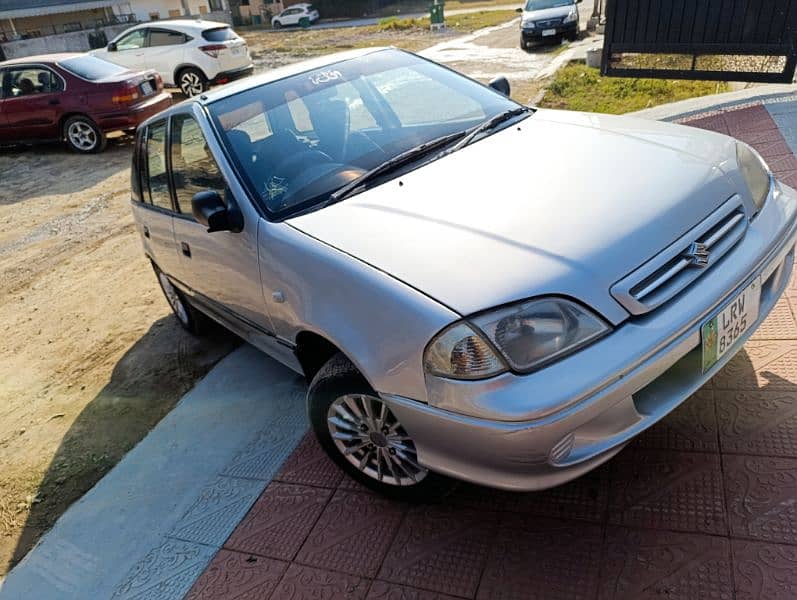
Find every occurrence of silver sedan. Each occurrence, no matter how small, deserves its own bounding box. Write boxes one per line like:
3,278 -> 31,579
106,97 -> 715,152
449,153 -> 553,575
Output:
131,48 -> 797,499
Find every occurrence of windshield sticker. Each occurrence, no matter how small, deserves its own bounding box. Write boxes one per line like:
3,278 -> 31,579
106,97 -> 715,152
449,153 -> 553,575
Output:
309,70 -> 343,86
264,176 -> 288,206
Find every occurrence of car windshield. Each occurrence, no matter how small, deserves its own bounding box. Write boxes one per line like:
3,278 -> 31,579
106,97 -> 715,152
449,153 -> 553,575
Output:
208,49 -> 521,219
202,27 -> 237,41
525,0 -> 574,10
59,55 -> 128,80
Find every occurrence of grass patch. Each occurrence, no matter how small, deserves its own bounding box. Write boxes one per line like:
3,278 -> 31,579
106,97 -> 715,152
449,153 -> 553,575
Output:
445,10 -> 519,31
377,16 -> 423,31
243,10 -> 518,62
539,62 -> 729,114
376,0 -> 520,16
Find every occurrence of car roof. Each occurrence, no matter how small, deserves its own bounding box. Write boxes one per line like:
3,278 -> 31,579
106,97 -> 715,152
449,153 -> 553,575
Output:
198,46 -> 389,105
121,19 -> 230,34
0,52 -> 85,66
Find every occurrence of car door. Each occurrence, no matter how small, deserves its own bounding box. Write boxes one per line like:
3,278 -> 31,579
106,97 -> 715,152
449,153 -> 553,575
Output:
0,65 -> 64,141
283,8 -> 300,25
168,108 -> 279,343
105,28 -> 148,71
0,68 -> 8,142
130,118 -> 182,278
144,28 -> 188,84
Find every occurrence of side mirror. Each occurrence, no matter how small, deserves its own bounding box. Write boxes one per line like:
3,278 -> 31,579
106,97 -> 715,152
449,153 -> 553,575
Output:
191,190 -> 242,233
107,41 -> 117,51
488,76 -> 511,97
515,7 -> 522,12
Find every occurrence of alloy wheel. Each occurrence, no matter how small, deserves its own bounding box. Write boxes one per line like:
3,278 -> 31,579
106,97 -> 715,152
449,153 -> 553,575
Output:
180,72 -> 204,96
327,394 -> 427,486
67,121 -> 97,151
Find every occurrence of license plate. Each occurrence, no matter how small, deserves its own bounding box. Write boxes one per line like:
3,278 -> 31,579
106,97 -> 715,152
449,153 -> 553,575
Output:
542,28 -> 557,36
701,278 -> 761,373
140,80 -> 153,95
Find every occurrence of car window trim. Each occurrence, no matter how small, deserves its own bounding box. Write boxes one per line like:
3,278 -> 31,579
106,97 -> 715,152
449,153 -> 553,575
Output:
142,117 -> 180,213
1,63 -> 66,94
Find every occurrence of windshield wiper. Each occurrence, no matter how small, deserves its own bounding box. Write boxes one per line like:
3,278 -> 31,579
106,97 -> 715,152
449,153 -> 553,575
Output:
443,106 -> 532,156
324,131 -> 468,205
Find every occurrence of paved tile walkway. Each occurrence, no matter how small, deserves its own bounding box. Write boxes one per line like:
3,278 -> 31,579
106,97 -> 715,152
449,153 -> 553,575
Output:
181,98 -> 797,600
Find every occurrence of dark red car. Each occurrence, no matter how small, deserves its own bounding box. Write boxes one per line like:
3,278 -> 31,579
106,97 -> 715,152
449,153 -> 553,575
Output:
0,53 -> 171,153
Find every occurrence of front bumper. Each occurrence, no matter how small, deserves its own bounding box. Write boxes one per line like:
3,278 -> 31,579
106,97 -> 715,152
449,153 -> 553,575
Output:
383,181 -> 797,491
210,64 -> 254,86
521,21 -> 577,41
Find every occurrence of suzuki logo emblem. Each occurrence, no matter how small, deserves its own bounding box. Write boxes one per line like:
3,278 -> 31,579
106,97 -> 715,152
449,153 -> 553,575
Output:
683,242 -> 710,268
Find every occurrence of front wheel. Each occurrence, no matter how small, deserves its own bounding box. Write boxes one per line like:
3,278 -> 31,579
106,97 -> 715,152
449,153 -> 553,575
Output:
520,36 -> 528,50
63,115 -> 106,154
308,353 -> 456,501
178,67 -> 208,97
273,20 -> 282,29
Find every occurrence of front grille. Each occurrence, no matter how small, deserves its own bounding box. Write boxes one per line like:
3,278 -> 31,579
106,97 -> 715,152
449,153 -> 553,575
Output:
536,18 -> 563,28
611,197 -> 749,315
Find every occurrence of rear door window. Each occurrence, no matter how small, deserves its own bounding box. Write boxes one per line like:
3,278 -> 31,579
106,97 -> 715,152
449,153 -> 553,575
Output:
5,66 -> 64,97
144,120 -> 173,210
170,114 -> 227,213
149,28 -> 188,46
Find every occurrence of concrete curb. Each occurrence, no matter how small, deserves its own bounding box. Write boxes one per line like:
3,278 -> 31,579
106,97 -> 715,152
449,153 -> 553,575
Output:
630,84 -> 797,122
0,345 -> 309,600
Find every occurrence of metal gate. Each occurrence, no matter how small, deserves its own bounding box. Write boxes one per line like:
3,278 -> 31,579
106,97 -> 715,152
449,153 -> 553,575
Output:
601,0 -> 797,83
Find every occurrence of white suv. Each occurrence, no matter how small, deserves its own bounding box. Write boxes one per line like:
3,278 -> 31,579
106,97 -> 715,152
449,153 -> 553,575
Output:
271,3 -> 320,28
94,20 -> 253,97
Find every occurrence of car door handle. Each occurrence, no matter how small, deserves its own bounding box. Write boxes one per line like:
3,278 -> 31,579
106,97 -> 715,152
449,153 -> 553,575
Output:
143,225 -> 150,238
181,242 -> 191,257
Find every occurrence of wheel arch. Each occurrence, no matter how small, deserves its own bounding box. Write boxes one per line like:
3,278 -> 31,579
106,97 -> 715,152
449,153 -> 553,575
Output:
173,63 -> 208,86
295,330 -> 351,383
59,112 -> 99,138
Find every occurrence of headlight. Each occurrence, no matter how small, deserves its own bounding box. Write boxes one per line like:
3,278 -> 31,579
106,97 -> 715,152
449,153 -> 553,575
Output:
521,19 -> 535,28
424,322 -> 506,380
563,9 -> 578,23
471,298 -> 609,373
737,141 -> 772,214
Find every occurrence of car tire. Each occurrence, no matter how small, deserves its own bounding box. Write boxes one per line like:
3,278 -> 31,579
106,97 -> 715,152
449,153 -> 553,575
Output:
63,115 -> 106,154
273,20 -> 282,29
520,37 -> 528,50
178,67 -> 208,97
307,353 -> 457,501
153,264 -> 210,335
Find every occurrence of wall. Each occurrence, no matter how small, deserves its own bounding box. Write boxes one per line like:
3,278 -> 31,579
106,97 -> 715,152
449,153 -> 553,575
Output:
0,23 -> 129,58
2,8 -> 112,38
125,0 -> 229,22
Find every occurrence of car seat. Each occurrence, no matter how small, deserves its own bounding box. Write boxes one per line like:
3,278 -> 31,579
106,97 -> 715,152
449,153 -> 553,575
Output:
17,78 -> 35,95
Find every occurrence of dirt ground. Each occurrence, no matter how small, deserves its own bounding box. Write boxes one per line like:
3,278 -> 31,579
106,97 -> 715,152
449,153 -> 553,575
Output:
0,11 -> 559,577
0,139 -> 238,576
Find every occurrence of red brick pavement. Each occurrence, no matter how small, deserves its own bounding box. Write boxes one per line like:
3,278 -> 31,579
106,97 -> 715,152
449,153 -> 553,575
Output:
186,103 -> 797,600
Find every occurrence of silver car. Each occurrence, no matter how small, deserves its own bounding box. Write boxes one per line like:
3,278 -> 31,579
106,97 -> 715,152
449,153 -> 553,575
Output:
131,48 -> 797,499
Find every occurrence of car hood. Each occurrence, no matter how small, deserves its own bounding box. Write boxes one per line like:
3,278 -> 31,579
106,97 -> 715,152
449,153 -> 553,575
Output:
288,109 -> 739,323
